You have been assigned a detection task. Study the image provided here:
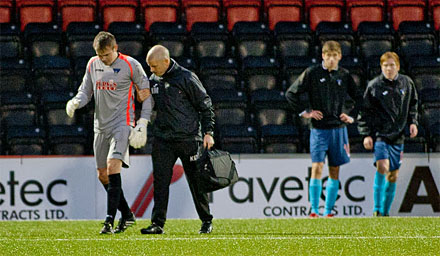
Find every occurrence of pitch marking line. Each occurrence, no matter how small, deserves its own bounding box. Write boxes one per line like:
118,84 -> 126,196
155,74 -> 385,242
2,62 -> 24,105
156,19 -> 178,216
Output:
1,236 -> 440,241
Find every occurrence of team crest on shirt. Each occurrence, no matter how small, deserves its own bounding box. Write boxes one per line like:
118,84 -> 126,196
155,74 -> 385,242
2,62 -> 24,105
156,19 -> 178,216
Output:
113,68 -> 120,74
151,83 -> 159,94
164,82 -> 170,89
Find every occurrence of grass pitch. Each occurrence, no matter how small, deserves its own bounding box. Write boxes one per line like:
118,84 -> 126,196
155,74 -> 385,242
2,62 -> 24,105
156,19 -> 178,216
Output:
0,217 -> 439,256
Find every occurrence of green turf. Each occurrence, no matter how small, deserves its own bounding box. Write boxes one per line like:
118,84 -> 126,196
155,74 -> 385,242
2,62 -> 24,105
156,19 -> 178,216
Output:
0,217 -> 439,255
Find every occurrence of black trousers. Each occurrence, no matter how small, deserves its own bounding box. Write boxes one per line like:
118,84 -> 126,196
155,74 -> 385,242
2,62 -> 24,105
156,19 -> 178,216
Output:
151,139 -> 213,227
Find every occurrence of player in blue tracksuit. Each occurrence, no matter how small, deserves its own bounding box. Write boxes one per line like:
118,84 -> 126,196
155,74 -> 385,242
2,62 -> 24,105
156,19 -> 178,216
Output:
358,52 -> 418,216
286,41 -> 362,218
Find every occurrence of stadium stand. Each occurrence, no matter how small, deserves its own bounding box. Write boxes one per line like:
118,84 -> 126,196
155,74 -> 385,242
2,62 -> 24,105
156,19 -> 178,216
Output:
264,0 -> 303,31
315,21 -> 355,56
66,22 -> 101,60
24,23 -> 63,59
99,0 -> 139,31
182,0 -> 221,32
16,0 -> 55,31
0,0 -> 13,24
357,21 -> 395,60
5,125 -> 46,155
0,23 -> 22,60
108,22 -> 146,58
223,0 -> 262,31
140,0 -> 179,31
305,0 -> 344,31
232,21 -> 273,59
274,22 -> 313,58
346,0 -> 385,31
387,0 -> 427,31
198,57 -> 240,93
0,59 -> 29,93
149,22 -> 188,58
190,22 -> 230,58
58,0 -> 97,31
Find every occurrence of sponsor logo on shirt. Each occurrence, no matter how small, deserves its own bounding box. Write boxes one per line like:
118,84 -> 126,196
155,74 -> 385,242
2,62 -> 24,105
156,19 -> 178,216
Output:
337,79 -> 342,86
382,91 -> 388,96
96,80 -> 117,90
320,78 -> 326,83
96,69 -> 104,72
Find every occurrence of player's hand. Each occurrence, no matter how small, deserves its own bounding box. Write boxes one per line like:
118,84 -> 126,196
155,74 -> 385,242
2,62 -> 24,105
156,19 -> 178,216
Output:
340,113 -> 354,124
129,118 -> 148,149
137,88 -> 151,102
66,98 -> 79,118
203,133 -> 215,149
363,136 -> 373,150
410,124 -> 418,138
302,110 -> 323,120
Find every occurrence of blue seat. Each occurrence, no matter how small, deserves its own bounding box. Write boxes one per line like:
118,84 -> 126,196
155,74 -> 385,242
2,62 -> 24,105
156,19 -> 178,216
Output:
398,21 -> 437,58
260,124 -> 302,153
218,124 -> 258,153
212,89 -> 248,126
0,58 -> 30,93
33,56 -> 72,92
232,21 -> 273,59
358,21 -> 395,60
0,23 -> 22,59
108,22 -> 146,58
149,22 -> 188,58
0,92 -> 39,126
6,125 -> 46,155
66,22 -> 101,59
274,22 -> 313,58
316,22 -> 355,56
41,91 -> 78,126
191,22 -> 230,58
242,56 -> 281,92
199,57 -> 239,92
24,23 -> 63,59
48,125 -> 89,155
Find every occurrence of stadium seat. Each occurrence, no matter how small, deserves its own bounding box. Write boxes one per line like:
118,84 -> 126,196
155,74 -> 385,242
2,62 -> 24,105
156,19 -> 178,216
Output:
0,23 -> 22,59
99,0 -> 139,31
48,125 -> 88,155
250,89 -> 290,127
223,0 -> 262,31
5,125 -> 46,155
408,56 -> 440,92
346,0 -> 385,31
0,0 -> 13,23
241,56 -> 280,93
339,56 -> 366,91
358,22 -> 395,60
404,126 -> 427,153
140,0 -> 179,31
66,22 -> 101,60
283,56 -> 319,86
430,0 -> 440,30
16,0 -> 55,31
191,22 -> 230,58
212,89 -> 248,126
305,0 -> 344,31
198,57 -> 239,93
58,0 -> 97,31
72,57 -> 91,85
0,92 -> 39,127
0,59 -> 30,93
108,22 -> 146,58
41,91 -> 77,126
347,123 -> 368,153
232,21 -> 273,59
32,56 -> 72,92
174,56 -> 197,72
260,124 -> 302,153
397,21 -> 437,58
274,22 -> 313,58
149,22 -> 188,58
24,23 -> 63,59
387,0 -> 426,31
218,124 -> 259,153
315,22 -> 356,56
182,0 -> 221,31
264,0 -> 303,31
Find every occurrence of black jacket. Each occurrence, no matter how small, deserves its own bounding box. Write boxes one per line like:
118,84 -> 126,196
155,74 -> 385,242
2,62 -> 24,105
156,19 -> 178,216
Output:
358,73 -> 418,144
149,59 -> 215,141
285,64 -> 362,129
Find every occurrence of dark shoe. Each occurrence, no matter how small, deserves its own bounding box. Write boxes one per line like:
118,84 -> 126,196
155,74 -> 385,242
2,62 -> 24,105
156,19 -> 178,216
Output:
373,211 -> 383,217
383,213 -> 390,217
199,221 -> 213,234
140,223 -> 164,234
100,221 -> 113,234
114,212 -> 136,234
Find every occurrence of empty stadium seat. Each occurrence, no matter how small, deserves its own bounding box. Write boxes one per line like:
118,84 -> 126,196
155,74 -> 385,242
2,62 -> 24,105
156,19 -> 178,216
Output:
316,22 -> 356,56
408,56 -> 440,91
191,22 -> 230,58
66,22 -> 101,60
347,123 -> 368,153
260,124 -> 302,153
241,56 -> 280,93
0,0 -> 13,23
99,0 -> 139,31
212,89 -> 248,126
48,125 -> 88,155
218,124 -> 259,153
274,22 -> 313,58
0,59 -> 29,93
58,0 -> 97,31
108,22 -> 146,58
182,0 -> 221,31
198,57 -> 239,92
16,0 -> 55,31
24,23 -> 63,58
430,0 -> 440,30
149,22 -> 188,58
305,0 -> 344,31
397,21 -> 437,58
358,22 -> 395,60
346,0 -> 385,31
41,91 -> 77,126
283,56 -> 319,85
339,56 -> 367,90
5,125 -> 46,155
223,0 -> 262,31
174,56 -> 197,71
0,92 -> 39,127
264,0 -> 303,31
33,56 -> 72,92
387,0 -> 426,31
232,21 -> 273,59
404,126 -> 427,153
0,23 -> 22,59
250,89 -> 290,127
140,0 -> 179,31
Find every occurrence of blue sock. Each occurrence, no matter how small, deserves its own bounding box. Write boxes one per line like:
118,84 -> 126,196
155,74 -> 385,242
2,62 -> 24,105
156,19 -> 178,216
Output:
324,178 -> 339,215
309,178 -> 322,214
373,172 -> 386,213
381,181 -> 396,215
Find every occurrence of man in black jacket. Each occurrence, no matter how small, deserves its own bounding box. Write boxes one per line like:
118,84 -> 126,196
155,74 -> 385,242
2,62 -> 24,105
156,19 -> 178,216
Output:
286,41 -> 362,218
358,51 -> 418,217
140,45 -> 215,234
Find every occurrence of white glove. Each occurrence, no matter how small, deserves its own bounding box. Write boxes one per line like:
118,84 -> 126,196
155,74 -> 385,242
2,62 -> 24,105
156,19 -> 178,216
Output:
66,98 -> 80,118
129,118 -> 148,149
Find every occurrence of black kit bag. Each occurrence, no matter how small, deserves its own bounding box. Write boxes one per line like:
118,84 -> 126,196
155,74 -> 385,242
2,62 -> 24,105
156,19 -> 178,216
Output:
197,148 -> 239,193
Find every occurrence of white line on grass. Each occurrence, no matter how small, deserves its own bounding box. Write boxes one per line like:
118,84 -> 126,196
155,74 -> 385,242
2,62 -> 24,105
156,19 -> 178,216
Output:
1,236 -> 440,242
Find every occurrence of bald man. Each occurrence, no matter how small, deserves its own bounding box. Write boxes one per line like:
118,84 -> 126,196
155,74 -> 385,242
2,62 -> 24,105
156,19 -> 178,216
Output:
140,45 -> 216,234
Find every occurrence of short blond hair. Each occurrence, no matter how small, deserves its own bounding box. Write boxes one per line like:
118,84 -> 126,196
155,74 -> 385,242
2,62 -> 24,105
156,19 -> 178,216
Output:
322,40 -> 341,54
380,51 -> 400,69
93,31 -> 116,51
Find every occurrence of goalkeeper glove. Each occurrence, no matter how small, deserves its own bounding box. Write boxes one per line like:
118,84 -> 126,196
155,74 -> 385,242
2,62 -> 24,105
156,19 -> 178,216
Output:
129,118 -> 148,149
66,98 -> 80,118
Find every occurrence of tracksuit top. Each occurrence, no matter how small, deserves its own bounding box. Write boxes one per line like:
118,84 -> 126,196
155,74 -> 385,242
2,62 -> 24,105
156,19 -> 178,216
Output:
358,73 -> 418,144
73,53 -> 152,133
285,63 -> 362,129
